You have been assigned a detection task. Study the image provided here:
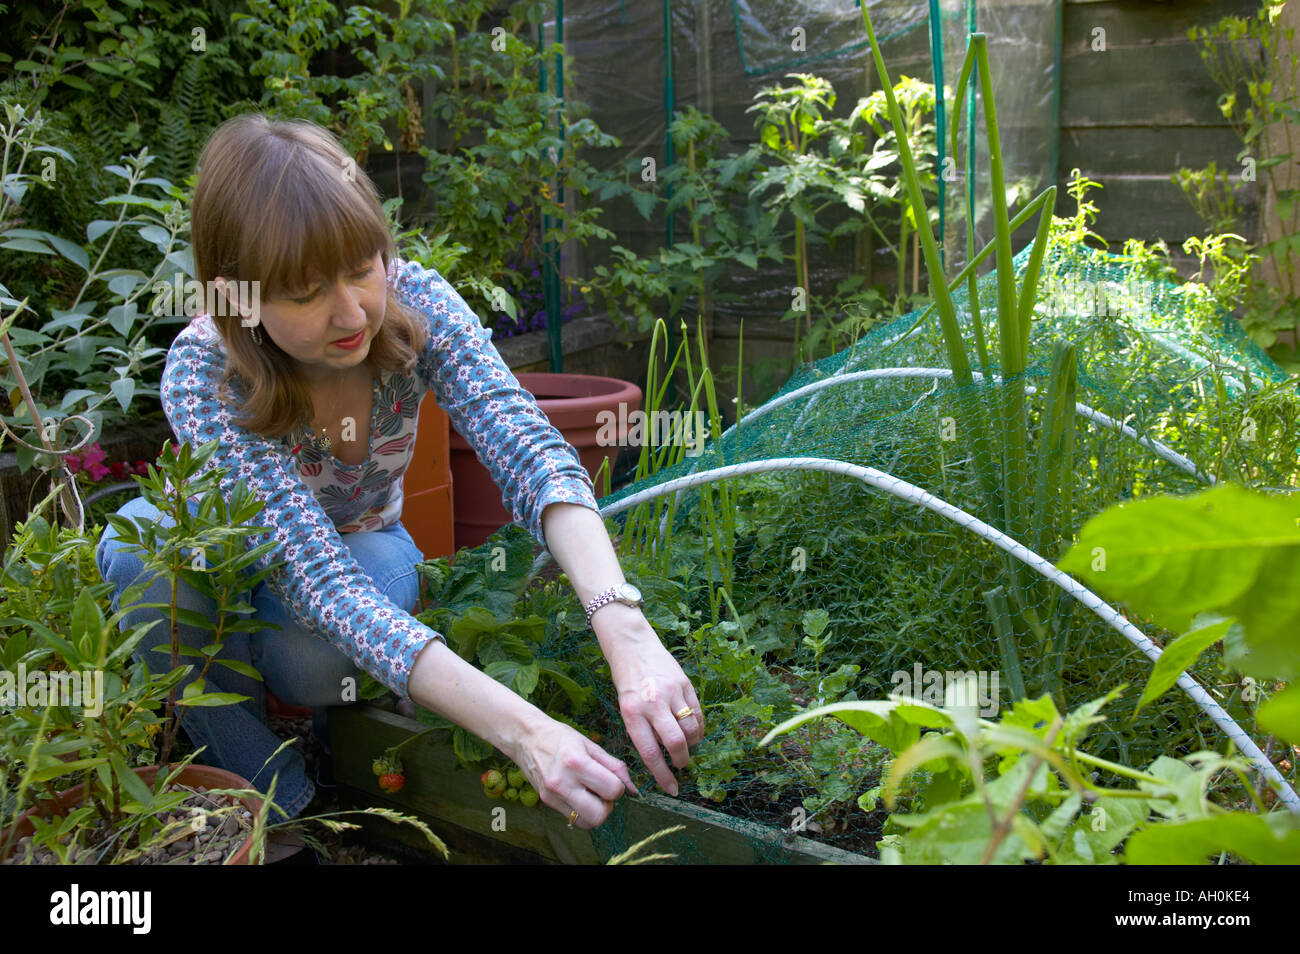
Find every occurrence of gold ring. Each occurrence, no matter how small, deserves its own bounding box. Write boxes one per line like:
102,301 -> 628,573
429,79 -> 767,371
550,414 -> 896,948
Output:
675,706 -> 695,720
567,809 -> 579,828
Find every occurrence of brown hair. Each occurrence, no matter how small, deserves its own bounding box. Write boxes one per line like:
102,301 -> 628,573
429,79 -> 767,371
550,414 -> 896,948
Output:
189,113 -> 427,440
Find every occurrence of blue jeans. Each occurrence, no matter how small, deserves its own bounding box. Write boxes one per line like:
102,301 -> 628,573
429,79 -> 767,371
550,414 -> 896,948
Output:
94,495 -> 424,819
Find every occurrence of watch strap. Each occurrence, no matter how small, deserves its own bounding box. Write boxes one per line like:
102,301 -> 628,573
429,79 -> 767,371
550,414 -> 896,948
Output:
584,586 -> 620,627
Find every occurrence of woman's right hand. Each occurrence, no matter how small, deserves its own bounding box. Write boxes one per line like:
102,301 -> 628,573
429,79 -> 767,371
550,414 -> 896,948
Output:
407,641 -> 637,829
510,717 -> 639,830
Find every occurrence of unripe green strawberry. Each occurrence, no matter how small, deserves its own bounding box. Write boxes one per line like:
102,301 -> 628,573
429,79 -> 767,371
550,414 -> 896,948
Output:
480,769 -> 507,798
373,752 -> 402,776
504,787 -> 519,801
519,786 -> 539,808
506,767 -> 526,790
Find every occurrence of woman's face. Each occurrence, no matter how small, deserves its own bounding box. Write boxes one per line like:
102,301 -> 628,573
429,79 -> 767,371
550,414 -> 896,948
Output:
227,250 -> 388,385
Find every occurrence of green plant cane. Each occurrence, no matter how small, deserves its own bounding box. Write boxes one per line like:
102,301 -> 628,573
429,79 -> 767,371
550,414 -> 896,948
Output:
859,7 -> 1076,698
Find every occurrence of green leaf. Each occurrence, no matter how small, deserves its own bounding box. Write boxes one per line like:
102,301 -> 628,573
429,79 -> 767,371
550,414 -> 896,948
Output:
105,302 -> 137,336
1135,615 -> 1236,715
446,607 -> 502,659
761,698 -> 951,754
110,752 -> 156,806
58,74 -> 94,92
86,220 -> 117,243
888,799 -> 1029,864
1257,684 -> 1300,747
1057,483 -> 1300,679
109,377 -> 135,411
45,309 -> 89,333
1039,792 -> 1082,844
536,658 -> 592,709
1138,753 -> 1225,821
883,732 -> 969,805
59,388 -> 96,409
1,237 -> 53,255
177,690 -> 250,707
28,756 -> 109,782
452,726 -> 494,764
485,659 -> 540,698
106,272 -> 143,297
69,586 -> 104,643
475,631 -> 532,665
137,225 -> 170,248
1054,796 -> 1149,864
211,657 -> 265,681
46,235 -> 89,271
1125,813 -> 1300,865
801,608 -> 830,638
630,190 -> 657,220
13,618 -> 80,666
2,177 -> 27,207
64,337 -> 95,374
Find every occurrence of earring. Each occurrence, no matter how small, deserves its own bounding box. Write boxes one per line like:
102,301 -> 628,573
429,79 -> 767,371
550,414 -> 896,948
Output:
248,323 -> 263,345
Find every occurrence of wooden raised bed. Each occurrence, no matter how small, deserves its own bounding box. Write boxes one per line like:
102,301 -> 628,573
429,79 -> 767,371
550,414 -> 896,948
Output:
330,705 -> 877,865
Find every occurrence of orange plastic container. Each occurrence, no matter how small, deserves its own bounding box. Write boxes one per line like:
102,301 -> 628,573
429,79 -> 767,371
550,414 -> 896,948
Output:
402,390 -> 455,561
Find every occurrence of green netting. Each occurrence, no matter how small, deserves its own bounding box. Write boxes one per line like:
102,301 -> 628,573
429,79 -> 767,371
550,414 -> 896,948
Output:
414,239 -> 1300,863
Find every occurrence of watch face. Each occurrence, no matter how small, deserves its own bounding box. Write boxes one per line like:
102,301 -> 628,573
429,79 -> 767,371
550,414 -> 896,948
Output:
618,582 -> 642,603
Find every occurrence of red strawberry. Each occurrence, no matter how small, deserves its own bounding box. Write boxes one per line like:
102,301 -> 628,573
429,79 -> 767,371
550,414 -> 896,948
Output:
480,769 -> 507,798
378,772 -> 405,794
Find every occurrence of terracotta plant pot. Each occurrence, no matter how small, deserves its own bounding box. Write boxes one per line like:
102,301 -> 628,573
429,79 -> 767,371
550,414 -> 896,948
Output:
1,763 -> 264,865
449,372 -> 643,550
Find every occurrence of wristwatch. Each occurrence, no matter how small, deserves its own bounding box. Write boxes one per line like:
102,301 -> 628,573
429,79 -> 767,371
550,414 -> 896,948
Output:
584,582 -> 644,628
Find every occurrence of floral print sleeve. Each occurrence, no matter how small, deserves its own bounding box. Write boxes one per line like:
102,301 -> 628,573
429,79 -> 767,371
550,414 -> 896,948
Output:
387,257 -> 601,545
159,320 -> 445,699
157,257 -> 599,700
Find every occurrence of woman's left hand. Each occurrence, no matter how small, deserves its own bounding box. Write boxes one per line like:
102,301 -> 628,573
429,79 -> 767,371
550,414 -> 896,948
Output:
593,604 -> 704,796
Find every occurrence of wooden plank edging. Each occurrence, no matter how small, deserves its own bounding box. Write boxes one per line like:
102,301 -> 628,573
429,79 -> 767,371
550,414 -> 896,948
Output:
330,705 -> 877,865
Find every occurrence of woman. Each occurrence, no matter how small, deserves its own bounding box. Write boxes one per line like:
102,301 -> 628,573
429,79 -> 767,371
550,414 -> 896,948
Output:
95,113 -> 704,834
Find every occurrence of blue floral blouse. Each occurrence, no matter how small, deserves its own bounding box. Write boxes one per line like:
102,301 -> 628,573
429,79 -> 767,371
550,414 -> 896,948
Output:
159,256 -> 600,698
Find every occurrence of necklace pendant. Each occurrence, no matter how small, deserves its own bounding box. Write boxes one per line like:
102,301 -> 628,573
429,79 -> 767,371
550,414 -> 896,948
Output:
315,428 -> 332,453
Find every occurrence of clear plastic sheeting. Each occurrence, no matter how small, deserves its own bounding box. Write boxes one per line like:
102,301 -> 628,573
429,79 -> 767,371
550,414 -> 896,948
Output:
552,1 -> 1059,322
728,0 -> 929,76
934,1 -> 1060,271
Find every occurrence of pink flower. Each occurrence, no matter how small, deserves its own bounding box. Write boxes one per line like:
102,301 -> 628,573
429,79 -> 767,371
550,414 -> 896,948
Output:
80,443 -> 110,481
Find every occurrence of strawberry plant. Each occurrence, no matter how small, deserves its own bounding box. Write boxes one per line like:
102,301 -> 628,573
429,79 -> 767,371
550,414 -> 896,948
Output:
412,526 -> 596,765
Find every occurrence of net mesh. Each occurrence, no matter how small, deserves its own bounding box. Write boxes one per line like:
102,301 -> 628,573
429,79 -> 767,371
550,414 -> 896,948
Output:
413,239 -> 1300,863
